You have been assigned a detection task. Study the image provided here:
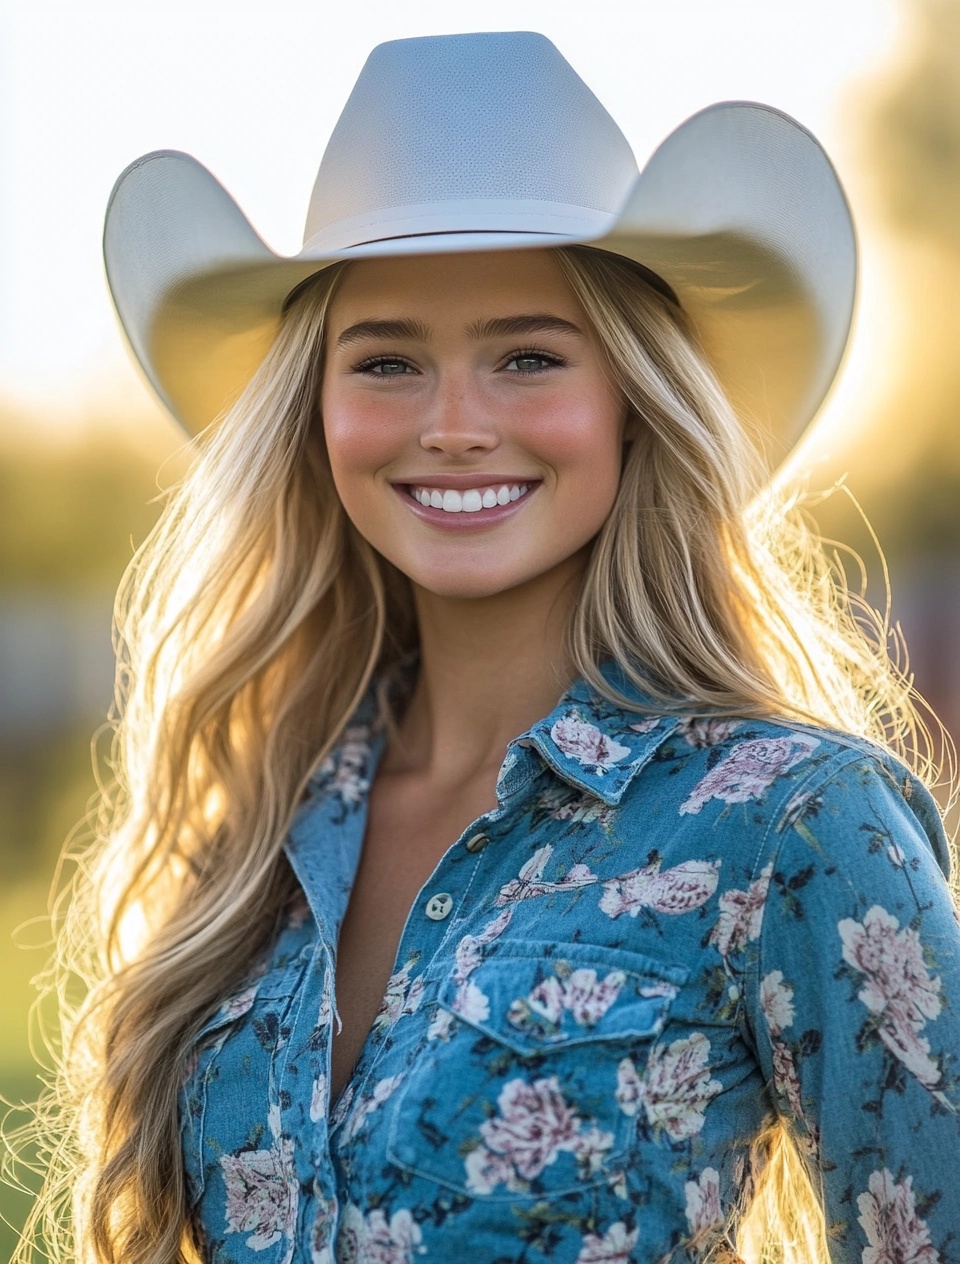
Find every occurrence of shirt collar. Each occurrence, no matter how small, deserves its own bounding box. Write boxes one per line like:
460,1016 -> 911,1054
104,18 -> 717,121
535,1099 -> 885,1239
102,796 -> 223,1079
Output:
516,663 -> 681,806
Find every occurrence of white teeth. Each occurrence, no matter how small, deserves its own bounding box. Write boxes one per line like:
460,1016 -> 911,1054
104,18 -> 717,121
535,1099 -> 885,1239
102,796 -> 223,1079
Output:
410,483 -> 535,513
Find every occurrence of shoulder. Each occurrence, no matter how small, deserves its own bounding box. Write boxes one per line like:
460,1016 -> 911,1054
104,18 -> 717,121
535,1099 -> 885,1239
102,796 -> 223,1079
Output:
613,709 -> 950,884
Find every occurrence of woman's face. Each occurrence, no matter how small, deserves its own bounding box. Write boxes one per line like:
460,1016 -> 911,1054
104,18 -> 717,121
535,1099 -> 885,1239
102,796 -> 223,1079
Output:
321,249 -> 626,601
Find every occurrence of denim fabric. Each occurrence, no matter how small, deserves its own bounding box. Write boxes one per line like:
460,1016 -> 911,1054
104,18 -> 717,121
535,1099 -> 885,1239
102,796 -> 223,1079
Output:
179,670 -> 960,1263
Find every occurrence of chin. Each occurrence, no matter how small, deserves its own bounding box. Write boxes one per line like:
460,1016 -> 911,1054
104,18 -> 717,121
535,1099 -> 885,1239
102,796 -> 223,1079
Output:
400,558 -> 541,602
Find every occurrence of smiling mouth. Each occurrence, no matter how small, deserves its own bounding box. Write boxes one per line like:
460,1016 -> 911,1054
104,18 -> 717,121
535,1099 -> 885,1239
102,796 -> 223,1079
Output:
407,482 -> 533,513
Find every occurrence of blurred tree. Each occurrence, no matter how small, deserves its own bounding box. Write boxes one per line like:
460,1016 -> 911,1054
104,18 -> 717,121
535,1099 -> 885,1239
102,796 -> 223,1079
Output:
814,0 -> 960,566
870,0 -> 960,246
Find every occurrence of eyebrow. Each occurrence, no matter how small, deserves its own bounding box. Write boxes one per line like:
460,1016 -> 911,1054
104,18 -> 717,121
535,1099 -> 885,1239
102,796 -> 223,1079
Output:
334,313 -> 584,349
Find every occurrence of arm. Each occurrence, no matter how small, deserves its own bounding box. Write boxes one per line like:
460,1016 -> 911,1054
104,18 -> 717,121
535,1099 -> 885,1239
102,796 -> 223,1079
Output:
744,751 -> 960,1263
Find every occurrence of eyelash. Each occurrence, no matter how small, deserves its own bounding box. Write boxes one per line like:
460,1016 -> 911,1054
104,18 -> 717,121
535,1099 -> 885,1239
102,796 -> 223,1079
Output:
351,347 -> 566,377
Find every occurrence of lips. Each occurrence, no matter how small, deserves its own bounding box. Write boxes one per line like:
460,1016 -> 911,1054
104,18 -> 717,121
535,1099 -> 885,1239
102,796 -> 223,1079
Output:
393,477 -> 541,527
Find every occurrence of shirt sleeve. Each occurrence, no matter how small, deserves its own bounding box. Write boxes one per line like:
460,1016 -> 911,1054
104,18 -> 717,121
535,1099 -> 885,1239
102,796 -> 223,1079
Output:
743,751 -> 960,1263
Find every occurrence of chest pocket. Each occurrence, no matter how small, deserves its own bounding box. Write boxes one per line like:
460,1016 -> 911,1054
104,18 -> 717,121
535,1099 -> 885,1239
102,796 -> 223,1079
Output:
178,948 -> 313,1210
385,940 -> 688,1203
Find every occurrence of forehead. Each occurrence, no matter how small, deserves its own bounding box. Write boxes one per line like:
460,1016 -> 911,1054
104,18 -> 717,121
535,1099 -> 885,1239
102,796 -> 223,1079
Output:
326,249 -> 585,330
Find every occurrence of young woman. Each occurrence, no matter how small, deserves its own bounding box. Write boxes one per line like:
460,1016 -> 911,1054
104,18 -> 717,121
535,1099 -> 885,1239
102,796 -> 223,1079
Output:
28,31 -> 960,1264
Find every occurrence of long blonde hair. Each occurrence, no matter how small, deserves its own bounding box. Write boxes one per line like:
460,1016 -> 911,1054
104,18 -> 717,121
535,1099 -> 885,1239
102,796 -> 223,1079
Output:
17,245 -> 954,1264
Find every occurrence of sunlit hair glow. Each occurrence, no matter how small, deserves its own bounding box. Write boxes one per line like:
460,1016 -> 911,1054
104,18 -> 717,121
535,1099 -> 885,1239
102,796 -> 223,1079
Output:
16,245 -> 956,1264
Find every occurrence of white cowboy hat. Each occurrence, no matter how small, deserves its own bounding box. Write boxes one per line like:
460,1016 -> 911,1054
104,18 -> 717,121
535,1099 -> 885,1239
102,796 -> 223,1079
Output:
103,30 -> 856,461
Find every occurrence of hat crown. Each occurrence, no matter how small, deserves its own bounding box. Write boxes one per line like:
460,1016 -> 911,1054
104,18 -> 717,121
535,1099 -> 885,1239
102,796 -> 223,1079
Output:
304,31 -> 640,246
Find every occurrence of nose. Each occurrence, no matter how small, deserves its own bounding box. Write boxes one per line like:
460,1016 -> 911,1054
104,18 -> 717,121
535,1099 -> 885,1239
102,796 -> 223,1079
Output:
418,372 -> 500,458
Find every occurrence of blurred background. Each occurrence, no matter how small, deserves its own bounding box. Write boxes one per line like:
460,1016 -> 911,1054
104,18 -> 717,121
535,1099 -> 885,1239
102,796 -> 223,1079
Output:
1,0 -> 959,1253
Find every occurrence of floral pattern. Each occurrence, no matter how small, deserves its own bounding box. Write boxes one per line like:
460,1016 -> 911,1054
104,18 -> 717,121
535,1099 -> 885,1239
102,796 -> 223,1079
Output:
178,676 -> 960,1263
839,905 -> 945,1090
856,1169 -> 940,1264
619,1032 -> 722,1142
575,1221 -> 639,1263
220,1106 -> 298,1257
336,1203 -> 425,1264
685,1167 -> 723,1236
679,734 -> 819,815
508,966 -> 625,1034
599,856 -> 720,919
551,711 -> 632,773
464,1076 -> 613,1194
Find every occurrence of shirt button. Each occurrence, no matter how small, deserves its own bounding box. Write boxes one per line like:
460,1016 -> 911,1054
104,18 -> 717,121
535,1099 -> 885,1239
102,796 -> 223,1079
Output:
464,832 -> 489,854
425,892 -> 453,921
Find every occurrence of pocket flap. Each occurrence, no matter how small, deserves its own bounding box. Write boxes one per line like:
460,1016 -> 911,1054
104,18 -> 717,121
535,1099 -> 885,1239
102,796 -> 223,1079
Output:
437,939 -> 688,1055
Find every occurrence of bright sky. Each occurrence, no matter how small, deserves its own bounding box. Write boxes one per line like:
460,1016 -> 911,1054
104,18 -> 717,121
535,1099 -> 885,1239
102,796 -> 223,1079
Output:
0,0 -> 908,449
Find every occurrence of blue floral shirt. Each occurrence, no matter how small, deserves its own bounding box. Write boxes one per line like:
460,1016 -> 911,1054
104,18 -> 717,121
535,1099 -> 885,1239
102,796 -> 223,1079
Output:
179,671 -> 960,1263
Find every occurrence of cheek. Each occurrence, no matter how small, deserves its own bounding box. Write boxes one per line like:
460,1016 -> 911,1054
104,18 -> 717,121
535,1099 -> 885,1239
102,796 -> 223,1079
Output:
522,385 -> 625,485
321,385 -> 398,489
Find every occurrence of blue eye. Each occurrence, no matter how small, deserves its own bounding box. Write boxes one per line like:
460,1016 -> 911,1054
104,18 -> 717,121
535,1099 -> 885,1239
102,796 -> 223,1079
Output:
355,357 -> 415,376
503,350 -> 564,374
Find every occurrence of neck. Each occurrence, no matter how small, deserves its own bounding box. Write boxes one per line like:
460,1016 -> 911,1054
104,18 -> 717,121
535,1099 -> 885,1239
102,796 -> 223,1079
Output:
387,552 -> 587,782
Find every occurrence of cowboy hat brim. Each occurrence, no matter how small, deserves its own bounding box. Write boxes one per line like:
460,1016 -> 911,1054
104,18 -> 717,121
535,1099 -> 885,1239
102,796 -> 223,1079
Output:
104,98 -> 856,463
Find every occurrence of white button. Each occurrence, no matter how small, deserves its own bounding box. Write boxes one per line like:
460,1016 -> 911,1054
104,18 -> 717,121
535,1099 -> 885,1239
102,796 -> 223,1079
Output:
464,832 -> 489,854
425,892 -> 453,921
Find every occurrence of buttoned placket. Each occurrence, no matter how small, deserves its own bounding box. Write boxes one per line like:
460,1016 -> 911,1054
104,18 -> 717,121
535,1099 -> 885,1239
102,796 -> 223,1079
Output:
325,738 -> 546,1130
282,729 -> 546,1258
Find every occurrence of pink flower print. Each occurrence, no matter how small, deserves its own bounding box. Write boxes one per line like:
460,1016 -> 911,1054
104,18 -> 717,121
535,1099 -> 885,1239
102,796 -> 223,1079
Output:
220,1117 -> 298,1253
337,1203 -> 425,1264
839,905 -> 944,1089
219,982 -> 260,1023
330,1082 -> 355,1131
571,1125 -> 615,1174
496,845 -> 556,905
447,909 -> 512,1030
285,889 -> 311,929
464,1076 -> 606,1193
331,726 -> 373,807
453,909 -> 513,984
310,1192 -> 337,1264
551,712 -> 632,773
628,717 -> 661,734
576,1221 -> 639,1263
479,1076 -> 582,1179
856,1169 -> 940,1264
309,1072 -> 328,1123
685,1167 -> 723,1236
496,845 -> 598,906
771,1040 -> 805,1123
427,1007 -> 455,1042
708,864 -> 772,958
509,968 -> 626,1035
600,857 -> 720,919
342,1074 -> 405,1143
680,734 -> 819,815
542,784 -> 616,828
615,1057 -> 643,1117
524,975 -> 566,1027
759,970 -> 795,1035
678,717 -> 743,748
636,1032 -> 722,1142
565,968 -> 626,1026
317,964 -> 334,1031
374,957 -> 424,1031
452,979 -> 490,1024
463,1145 -> 519,1197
